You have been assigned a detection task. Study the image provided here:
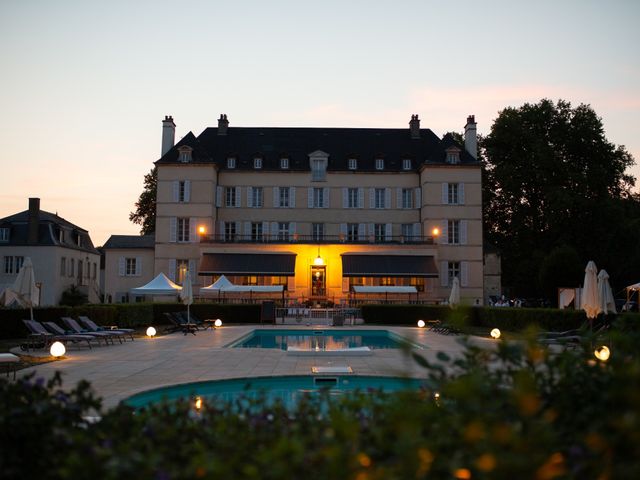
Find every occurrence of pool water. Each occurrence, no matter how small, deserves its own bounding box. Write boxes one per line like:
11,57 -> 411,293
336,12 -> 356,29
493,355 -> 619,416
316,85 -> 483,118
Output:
227,329 -> 419,351
124,375 -> 424,410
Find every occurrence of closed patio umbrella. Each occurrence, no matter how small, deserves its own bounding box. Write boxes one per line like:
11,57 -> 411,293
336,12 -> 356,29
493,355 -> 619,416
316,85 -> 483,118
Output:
449,276 -> 460,308
581,261 -> 600,319
180,270 -> 194,324
11,257 -> 39,320
597,269 -> 616,315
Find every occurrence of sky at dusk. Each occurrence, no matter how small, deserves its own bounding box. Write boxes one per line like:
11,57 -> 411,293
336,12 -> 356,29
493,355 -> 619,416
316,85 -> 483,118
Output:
1,0 -> 638,246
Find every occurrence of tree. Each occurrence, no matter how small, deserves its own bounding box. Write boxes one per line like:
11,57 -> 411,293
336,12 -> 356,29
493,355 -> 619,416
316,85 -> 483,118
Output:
129,167 -> 157,235
482,99 -> 637,297
538,245 -> 584,306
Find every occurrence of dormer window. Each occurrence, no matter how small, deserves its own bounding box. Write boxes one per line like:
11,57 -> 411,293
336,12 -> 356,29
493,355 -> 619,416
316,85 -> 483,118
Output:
446,147 -> 461,164
402,159 -> 412,170
227,157 -> 236,169
177,146 -> 193,163
0,227 -> 9,242
280,158 -> 289,169
308,150 -> 329,182
375,158 -> 384,170
348,158 -> 357,170
58,229 -> 64,243
253,157 -> 263,169
75,232 -> 82,247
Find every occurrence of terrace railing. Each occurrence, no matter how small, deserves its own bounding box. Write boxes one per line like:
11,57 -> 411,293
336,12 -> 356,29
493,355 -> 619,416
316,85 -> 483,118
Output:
200,234 -> 434,245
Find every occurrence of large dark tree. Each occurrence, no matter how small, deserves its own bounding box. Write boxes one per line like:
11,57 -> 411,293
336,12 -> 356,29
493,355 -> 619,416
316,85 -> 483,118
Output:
482,99 -> 638,298
129,167 -> 157,235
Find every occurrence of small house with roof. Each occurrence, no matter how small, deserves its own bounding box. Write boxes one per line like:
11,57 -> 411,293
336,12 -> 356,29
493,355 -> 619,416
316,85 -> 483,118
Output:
0,198 -> 100,305
101,234 -> 155,303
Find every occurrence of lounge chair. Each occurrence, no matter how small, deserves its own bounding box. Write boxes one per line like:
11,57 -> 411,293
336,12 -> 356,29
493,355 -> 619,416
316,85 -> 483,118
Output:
22,320 -> 94,350
41,321 -> 104,347
78,316 -> 135,341
61,317 -> 120,344
163,312 -> 197,335
175,311 -> 206,330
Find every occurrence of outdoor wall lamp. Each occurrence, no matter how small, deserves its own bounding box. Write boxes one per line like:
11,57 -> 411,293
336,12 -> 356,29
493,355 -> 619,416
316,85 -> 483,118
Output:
313,247 -> 324,266
198,225 -> 206,235
431,227 -> 440,237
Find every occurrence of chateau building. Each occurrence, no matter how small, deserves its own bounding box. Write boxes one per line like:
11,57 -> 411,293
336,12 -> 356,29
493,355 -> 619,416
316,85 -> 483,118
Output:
152,113 -> 484,305
0,198 -> 100,305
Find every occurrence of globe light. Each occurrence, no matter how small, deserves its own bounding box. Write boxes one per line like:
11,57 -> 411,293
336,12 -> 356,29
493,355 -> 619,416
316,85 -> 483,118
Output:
214,319 -> 223,328
417,319 -> 426,328
594,345 -> 610,362
50,341 -> 66,358
146,326 -> 157,337
490,328 -> 501,339
194,396 -> 203,411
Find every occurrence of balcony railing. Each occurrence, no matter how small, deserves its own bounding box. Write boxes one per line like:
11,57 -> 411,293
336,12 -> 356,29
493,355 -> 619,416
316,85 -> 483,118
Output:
199,234 -> 435,245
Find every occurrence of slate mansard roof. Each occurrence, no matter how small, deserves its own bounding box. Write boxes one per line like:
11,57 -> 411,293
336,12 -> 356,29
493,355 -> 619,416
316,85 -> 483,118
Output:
156,123 -> 478,171
0,209 -> 99,255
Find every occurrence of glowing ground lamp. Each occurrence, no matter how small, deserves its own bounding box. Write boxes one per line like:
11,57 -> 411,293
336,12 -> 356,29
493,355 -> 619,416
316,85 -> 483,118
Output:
146,326 -> 157,338
50,341 -> 66,358
417,319 -> 426,328
594,345 -> 610,362
490,328 -> 501,339
214,319 -> 223,328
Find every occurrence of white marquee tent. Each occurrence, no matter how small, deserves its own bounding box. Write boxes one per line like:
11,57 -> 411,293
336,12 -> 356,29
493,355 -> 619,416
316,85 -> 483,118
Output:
130,273 -> 182,295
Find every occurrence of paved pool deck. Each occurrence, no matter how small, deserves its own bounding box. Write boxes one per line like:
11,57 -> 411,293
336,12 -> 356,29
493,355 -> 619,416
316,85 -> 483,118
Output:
17,325 -> 496,409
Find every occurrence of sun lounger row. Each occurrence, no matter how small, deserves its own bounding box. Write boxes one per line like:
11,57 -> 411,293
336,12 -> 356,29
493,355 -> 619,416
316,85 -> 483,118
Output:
163,312 -> 206,335
22,317 -> 135,351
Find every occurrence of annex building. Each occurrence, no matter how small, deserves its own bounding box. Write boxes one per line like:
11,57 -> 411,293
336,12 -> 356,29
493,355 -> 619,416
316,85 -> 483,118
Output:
151,113 -> 483,305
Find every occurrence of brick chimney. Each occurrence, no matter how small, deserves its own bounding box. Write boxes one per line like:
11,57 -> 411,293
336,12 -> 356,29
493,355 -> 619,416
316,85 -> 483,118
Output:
464,115 -> 477,159
161,115 -> 176,157
218,114 -> 229,135
28,197 -> 40,244
409,114 -> 420,139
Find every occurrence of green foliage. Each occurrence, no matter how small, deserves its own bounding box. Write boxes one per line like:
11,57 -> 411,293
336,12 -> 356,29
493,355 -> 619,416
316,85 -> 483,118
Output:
482,98 -> 639,296
538,245 -> 584,306
59,285 -> 88,306
129,167 -> 157,235
2,329 -> 640,479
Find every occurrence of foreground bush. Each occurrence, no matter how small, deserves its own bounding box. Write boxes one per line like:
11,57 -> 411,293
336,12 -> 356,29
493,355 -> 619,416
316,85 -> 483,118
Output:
2,328 -> 639,479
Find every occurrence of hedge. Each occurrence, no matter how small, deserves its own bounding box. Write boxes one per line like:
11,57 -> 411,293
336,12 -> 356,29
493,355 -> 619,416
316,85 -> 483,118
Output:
0,302 -> 262,339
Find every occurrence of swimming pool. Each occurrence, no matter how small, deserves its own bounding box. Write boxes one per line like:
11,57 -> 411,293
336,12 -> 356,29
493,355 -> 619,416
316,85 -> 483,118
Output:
124,375 -> 425,410
227,329 -> 421,351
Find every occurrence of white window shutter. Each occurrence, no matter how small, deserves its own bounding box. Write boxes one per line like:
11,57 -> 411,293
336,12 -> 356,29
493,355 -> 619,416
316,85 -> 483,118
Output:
358,188 -> 364,208
218,220 -> 224,240
118,257 -> 125,276
385,188 -> 391,209
235,187 -> 241,207
414,188 -> 421,209
308,187 -> 314,208
290,187 -> 296,208
170,217 -> 177,243
289,222 -> 296,236
169,259 -> 177,282
442,183 -> 448,204
385,223 -> 392,241
440,261 -> 449,287
135,257 -> 141,276
262,221 -> 269,238
287,276 -> 296,292
367,223 -> 374,237
323,187 -> 329,207
413,223 -> 421,238
247,187 -> 253,208
358,223 -> 366,241
460,220 -> 468,245
441,220 -> 448,244
216,186 -> 222,207
342,188 -> 348,208
244,221 -> 251,239
459,183 -> 465,205
189,259 -> 197,278
396,188 -> 402,209
273,187 -> 279,207
184,180 -> 191,202
369,188 -> 375,209
340,223 -> 347,236
342,277 -> 350,293
172,181 -> 179,202
461,261 -> 469,287
270,222 -> 278,236
235,221 -> 241,238
190,217 -> 197,242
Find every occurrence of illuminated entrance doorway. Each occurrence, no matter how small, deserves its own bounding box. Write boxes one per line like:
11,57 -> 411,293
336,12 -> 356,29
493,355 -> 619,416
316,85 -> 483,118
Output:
311,265 -> 326,297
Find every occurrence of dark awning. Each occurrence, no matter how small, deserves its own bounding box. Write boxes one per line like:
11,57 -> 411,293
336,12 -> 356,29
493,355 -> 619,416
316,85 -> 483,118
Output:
341,254 -> 438,277
199,253 -> 296,276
